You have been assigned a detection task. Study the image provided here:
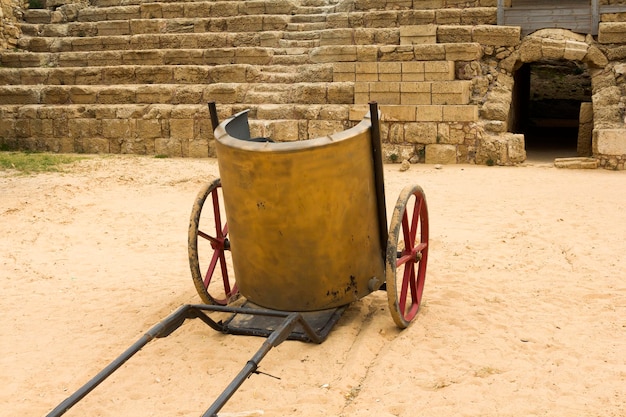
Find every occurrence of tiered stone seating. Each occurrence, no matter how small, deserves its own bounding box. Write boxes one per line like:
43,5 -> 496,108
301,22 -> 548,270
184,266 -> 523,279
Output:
0,0 -> 504,161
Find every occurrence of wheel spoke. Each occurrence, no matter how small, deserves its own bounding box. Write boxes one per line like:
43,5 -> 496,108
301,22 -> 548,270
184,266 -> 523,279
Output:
386,185 -> 429,328
189,179 -> 238,305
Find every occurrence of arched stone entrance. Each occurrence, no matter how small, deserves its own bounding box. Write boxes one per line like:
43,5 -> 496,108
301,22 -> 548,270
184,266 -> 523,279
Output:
485,28 -> 625,167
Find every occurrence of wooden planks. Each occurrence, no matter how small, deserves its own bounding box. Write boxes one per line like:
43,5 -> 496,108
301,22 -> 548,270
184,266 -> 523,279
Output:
498,0 -> 626,35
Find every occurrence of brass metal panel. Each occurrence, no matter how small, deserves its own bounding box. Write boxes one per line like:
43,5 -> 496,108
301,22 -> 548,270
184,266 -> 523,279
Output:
214,112 -> 384,311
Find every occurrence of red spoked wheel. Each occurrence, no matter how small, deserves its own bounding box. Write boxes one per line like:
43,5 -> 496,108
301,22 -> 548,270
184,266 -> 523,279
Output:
188,178 -> 238,305
385,184 -> 429,329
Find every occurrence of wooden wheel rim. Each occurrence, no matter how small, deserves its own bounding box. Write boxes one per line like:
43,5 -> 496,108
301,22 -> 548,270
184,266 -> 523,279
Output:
188,178 -> 238,305
386,185 -> 429,328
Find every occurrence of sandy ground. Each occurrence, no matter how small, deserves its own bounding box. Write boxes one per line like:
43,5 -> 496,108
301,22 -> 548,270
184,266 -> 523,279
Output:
1,154 -> 625,417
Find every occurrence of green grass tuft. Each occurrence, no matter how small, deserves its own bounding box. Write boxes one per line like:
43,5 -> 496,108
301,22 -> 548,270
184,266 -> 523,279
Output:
0,152 -> 85,175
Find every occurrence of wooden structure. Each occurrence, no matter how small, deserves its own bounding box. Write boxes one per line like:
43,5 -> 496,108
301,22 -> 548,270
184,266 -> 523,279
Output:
498,0 -> 626,35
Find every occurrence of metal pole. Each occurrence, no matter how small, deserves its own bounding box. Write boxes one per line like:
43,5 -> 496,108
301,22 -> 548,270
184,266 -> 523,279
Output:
201,313 -> 303,417
45,305 -> 195,417
369,101 -> 388,257
208,101 -> 220,131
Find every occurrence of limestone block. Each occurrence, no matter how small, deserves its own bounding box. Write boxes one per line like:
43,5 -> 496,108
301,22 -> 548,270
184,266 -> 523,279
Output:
333,63 -> 356,82
349,105 -> 369,121
476,133 -> 525,165
379,45 -> 416,62
268,120 -> 300,142
356,62 -> 378,82
424,61 -> 455,81
155,138 -> 183,157
380,105 -> 416,122
135,85 -> 174,104
437,25 -> 472,43
129,20 -> 161,34
413,44 -> 446,61
137,119 -> 162,139
364,11 -> 398,28
436,9 -> 461,25
140,3 -> 162,19
41,87 -> 69,105
28,118 -> 54,139
444,43 -> 483,61
519,37 -> 542,63
405,122 -> 437,144
584,46 -> 609,68
136,67 -> 173,84
370,81 -> 400,104
72,37 -> 103,52
320,29 -> 353,46
96,21 -> 130,37
77,8 -> 105,22
170,118 -> 194,140
442,105 -> 478,122
398,10 -> 437,26
356,45 -> 379,62
98,87 -> 136,105
598,22 -> 626,44
107,6 -> 140,20
480,99 -> 509,121
121,51 -> 161,66
563,40 -> 588,61
307,120 -> 345,138
402,62 -> 425,81
296,84 -> 327,104
102,67 -> 134,84
541,38 -> 566,60
605,45 -> 626,61
234,48 -> 273,65
461,7 -> 497,25
401,82 -> 431,105
102,119 -> 132,139
206,83 -> 248,104
58,52 -> 89,67
183,2 -> 209,18
580,102 -> 594,124
69,87 -> 97,104
416,105 -> 443,121
69,118 -> 100,140
593,129 -> 626,155
187,140 -> 209,158
472,25 -> 520,47
204,49 -> 236,65
311,46 -> 358,63
400,25 -> 437,45
382,143 -> 415,163
431,81 -> 471,105
328,82 -> 354,104
354,82 -> 370,104
425,144 -> 456,164
263,16 -> 289,31
227,16 -> 263,32
175,66 -> 211,83
378,62 -> 402,81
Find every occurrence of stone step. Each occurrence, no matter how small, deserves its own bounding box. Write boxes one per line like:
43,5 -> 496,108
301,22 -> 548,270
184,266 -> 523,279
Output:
22,0 -> 299,24
16,27 -> 406,54
0,102 -> 363,156
15,32 -> 287,53
18,8 -> 498,39
0,64 -> 334,85
1,42 -> 483,68
0,82 -> 353,105
0,47 -> 297,67
554,157 -> 599,169
286,22 -> 328,32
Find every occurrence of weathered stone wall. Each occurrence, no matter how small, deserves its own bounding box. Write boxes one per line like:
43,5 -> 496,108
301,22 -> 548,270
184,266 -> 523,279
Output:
0,0 -> 21,49
1,0 -> 624,168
